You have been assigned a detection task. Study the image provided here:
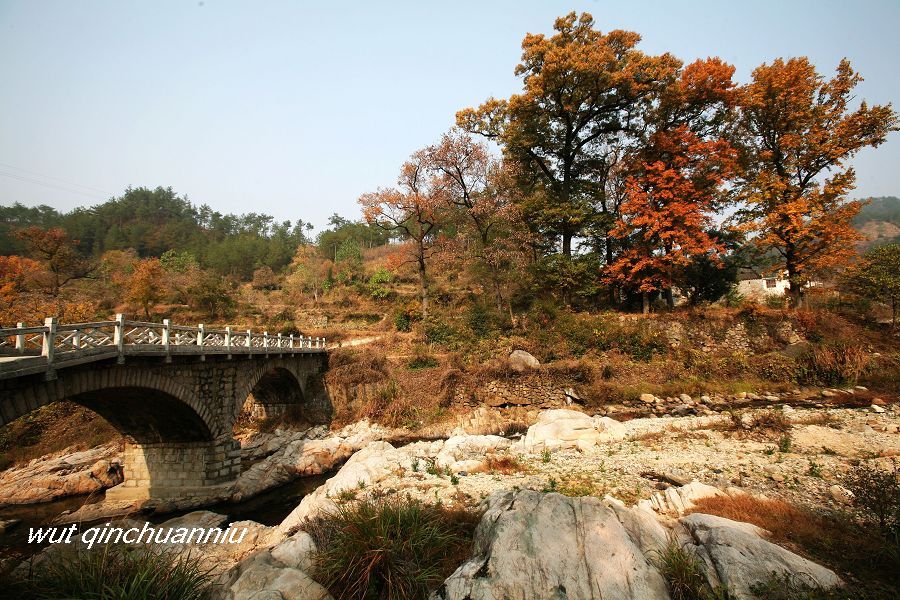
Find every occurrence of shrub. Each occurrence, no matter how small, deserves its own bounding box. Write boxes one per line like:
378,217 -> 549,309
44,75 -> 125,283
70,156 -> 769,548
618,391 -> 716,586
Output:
303,497 -> 478,600
466,303 -> 495,338
367,268 -> 393,300
752,353 -> 801,383
804,342 -> 870,386
752,410 -> 791,434
844,461 -> 900,536
408,348 -> 439,370
10,546 -> 212,600
423,317 -> 458,346
392,303 -> 419,332
779,434 -> 792,453
475,454 -> 524,475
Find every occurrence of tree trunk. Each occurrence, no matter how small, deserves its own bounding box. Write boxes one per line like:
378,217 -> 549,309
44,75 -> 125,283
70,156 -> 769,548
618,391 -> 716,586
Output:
785,246 -> 803,309
605,239 -> 617,306
562,232 -> 573,257
642,292 -> 650,315
417,252 -> 428,319
664,288 -> 675,310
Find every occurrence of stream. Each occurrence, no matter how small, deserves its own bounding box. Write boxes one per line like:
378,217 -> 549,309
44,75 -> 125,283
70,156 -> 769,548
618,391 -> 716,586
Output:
0,470 -> 333,566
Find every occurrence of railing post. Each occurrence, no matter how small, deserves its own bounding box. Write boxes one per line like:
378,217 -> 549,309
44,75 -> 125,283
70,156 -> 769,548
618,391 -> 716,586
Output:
72,327 -> 81,352
197,323 -> 205,361
113,313 -> 125,364
42,317 -> 57,369
246,329 -> 252,359
225,326 -> 232,359
162,319 -> 171,363
289,334 -> 294,350
15,322 -> 25,355
277,333 -> 283,355
263,331 -> 269,354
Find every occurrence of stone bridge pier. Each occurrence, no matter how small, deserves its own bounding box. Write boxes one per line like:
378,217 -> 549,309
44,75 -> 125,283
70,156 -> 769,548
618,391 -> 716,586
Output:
0,353 -> 331,504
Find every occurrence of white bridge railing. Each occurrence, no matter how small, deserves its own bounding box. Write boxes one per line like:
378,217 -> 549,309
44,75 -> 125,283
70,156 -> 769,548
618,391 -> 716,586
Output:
0,314 -> 325,379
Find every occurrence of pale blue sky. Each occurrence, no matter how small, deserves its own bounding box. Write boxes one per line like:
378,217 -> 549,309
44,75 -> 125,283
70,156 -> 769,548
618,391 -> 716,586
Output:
1,0 -> 897,231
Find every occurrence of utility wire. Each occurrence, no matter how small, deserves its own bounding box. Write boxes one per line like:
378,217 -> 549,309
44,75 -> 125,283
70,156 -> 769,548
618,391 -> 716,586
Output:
0,169 -> 111,201
0,161 -> 114,195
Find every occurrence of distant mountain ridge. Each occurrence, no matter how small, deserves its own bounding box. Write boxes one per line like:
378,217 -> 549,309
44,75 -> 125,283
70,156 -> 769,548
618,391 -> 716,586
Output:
853,196 -> 900,250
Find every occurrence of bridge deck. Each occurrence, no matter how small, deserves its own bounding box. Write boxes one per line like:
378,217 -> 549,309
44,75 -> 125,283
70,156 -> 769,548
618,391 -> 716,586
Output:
0,315 -> 326,381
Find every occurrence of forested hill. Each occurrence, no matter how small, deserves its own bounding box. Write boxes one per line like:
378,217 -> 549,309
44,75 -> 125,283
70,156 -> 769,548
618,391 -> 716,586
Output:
853,196 -> 900,249
0,187 -> 312,279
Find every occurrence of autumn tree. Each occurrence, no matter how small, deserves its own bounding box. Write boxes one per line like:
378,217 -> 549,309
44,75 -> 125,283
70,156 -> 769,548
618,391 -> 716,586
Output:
0,255 -> 44,324
126,258 -> 165,319
457,12 -> 680,258
14,226 -> 94,296
841,244 -> 900,328
251,266 -> 279,290
737,58 -> 898,308
608,128 -> 738,313
607,58 -> 739,312
426,129 -> 530,311
360,151 -> 449,317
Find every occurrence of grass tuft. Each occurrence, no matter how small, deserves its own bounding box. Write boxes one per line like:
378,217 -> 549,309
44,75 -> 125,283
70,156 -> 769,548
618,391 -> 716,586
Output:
652,537 -> 728,600
302,496 -> 478,600
9,545 -> 212,600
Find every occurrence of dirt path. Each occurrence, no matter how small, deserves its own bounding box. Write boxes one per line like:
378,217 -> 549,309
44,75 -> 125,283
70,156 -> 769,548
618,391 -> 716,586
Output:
333,336 -> 383,348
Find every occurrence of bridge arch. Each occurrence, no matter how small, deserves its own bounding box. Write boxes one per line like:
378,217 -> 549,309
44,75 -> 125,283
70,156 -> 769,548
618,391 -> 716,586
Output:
1,351 -> 331,505
1,367 -> 220,441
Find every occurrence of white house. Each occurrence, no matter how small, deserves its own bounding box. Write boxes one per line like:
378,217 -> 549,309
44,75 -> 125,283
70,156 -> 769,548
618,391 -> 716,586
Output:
736,268 -> 821,300
737,268 -> 791,299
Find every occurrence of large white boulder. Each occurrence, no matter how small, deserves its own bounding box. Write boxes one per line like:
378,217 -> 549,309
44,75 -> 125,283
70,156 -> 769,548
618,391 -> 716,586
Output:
519,409 -> 626,451
435,489 -> 670,600
508,349 -> 540,372
214,548 -> 331,600
680,513 -> 841,597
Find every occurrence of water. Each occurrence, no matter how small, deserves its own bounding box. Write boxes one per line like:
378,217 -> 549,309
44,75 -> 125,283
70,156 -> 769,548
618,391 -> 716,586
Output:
0,471 -> 333,565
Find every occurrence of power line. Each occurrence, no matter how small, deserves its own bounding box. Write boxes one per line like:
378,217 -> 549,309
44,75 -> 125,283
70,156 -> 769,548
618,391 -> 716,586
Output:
0,170 -> 110,201
0,161 -> 115,197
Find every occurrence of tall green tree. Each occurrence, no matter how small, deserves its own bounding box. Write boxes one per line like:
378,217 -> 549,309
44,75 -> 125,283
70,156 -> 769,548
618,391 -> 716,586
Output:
457,12 -> 680,258
842,244 -> 900,328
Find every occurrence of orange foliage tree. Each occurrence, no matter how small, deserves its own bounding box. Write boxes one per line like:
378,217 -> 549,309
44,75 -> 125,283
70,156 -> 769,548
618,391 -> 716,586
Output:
608,128 -> 738,313
359,151 -> 450,318
125,258 -> 165,319
0,255 -> 43,324
737,58 -> 898,308
13,226 -> 94,297
607,58 -> 739,313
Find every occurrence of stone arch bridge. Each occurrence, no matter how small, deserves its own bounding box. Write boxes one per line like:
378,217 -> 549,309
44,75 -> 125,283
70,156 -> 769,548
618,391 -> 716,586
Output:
0,316 -> 330,503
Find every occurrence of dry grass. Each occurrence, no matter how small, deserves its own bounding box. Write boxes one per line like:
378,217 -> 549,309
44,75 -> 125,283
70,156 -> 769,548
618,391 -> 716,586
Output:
689,495 -> 899,596
472,454 -> 525,475
806,342 -> 871,386
326,349 -> 391,387
751,409 -> 792,433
